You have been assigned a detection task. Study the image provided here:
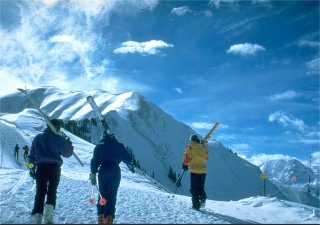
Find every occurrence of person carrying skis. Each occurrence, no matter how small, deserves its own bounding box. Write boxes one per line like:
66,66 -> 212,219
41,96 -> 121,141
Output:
89,130 -> 135,224
28,119 -> 74,224
182,134 -> 208,210
23,144 -> 29,161
14,144 -> 20,160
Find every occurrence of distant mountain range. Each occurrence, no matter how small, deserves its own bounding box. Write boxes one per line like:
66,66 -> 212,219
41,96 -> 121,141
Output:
260,158 -> 317,185
0,86 -> 318,208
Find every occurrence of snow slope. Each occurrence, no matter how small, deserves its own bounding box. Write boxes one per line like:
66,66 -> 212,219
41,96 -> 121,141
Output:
0,161 -> 319,224
0,100 -> 319,223
0,86 -> 287,203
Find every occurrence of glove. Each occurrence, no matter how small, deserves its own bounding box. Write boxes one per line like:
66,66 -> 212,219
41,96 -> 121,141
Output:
29,167 -> 36,179
66,138 -> 74,150
126,163 -> 135,173
182,163 -> 189,171
89,173 -> 97,186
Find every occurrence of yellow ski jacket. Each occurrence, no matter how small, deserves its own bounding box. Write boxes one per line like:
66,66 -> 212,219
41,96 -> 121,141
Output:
182,141 -> 208,174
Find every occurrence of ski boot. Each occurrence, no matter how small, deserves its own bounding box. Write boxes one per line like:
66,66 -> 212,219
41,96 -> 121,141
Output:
200,198 -> 206,208
43,204 -> 54,224
32,213 -> 43,224
105,215 -> 113,224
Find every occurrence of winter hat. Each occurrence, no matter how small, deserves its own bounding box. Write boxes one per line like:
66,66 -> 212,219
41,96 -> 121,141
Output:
190,134 -> 200,143
49,119 -> 61,131
102,129 -> 116,140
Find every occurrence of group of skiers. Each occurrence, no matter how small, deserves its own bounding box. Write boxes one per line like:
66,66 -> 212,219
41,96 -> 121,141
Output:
26,118 -> 209,224
14,143 -> 29,161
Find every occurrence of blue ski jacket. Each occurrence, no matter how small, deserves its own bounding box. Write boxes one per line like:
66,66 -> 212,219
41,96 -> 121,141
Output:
29,128 -> 74,166
90,135 -> 133,175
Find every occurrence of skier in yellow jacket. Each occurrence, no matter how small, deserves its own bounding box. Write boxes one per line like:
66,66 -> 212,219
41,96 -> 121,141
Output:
182,134 -> 208,210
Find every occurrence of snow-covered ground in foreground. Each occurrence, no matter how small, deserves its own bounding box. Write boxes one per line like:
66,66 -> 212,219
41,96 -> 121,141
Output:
0,163 -> 319,224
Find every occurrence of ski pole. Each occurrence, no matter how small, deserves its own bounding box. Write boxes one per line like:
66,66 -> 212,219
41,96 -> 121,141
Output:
89,186 -> 95,205
173,170 -> 185,194
95,184 -> 107,206
170,170 -> 185,196
88,183 -> 107,206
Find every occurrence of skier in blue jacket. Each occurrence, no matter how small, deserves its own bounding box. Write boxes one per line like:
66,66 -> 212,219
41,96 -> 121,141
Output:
90,130 -> 135,224
28,119 -> 74,224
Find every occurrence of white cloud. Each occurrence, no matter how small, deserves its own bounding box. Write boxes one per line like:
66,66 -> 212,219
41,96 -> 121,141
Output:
227,143 -> 252,157
268,111 -> 320,147
299,139 -> 320,145
252,0 -> 272,8
70,0 -> 159,20
100,76 -> 153,94
209,0 -> 221,8
49,35 -> 90,52
268,111 -> 308,133
0,0 -> 163,97
171,6 -> 192,16
227,43 -> 265,56
306,58 -> 320,75
269,90 -> 298,101
191,122 -> 214,129
311,151 -> 320,166
114,40 -> 174,55
173,88 -> 183,94
43,74 -> 154,96
192,122 -> 227,133
0,69 -> 33,97
42,0 -> 58,6
231,143 -> 251,150
247,153 -> 296,167
203,10 -> 213,17
208,0 -> 237,9
298,40 -> 320,49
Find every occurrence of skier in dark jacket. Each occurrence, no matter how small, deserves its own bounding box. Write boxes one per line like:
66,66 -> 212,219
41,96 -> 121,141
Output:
28,119 -> 74,224
23,144 -> 29,160
90,130 -> 135,224
14,144 -> 20,161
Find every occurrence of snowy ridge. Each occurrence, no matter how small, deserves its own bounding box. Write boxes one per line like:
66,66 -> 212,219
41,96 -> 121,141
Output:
0,86 -> 319,224
260,159 -> 316,184
0,87 -> 317,205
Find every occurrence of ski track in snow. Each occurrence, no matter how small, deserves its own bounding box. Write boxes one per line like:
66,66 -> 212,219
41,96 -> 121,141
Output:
8,170 -> 29,195
0,169 -> 257,224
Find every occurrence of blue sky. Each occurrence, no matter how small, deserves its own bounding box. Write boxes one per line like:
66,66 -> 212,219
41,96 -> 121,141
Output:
0,0 -> 319,164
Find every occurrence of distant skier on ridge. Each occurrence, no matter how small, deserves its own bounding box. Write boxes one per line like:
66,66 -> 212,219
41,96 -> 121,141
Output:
14,144 -> 20,161
89,130 -> 135,224
23,144 -> 29,161
182,134 -> 208,210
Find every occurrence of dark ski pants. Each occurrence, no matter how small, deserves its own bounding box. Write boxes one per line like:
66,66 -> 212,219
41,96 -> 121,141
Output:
190,173 -> 207,209
31,164 -> 61,215
97,166 -> 121,219
14,151 -> 18,159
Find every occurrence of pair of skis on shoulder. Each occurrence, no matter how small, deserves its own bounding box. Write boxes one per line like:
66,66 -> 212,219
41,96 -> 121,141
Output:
17,88 -> 112,167
201,122 -> 221,144
169,122 -> 221,197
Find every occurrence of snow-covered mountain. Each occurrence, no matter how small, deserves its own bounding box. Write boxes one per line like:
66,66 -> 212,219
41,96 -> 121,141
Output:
0,86 -> 317,209
259,158 -> 319,208
260,158 -> 317,185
